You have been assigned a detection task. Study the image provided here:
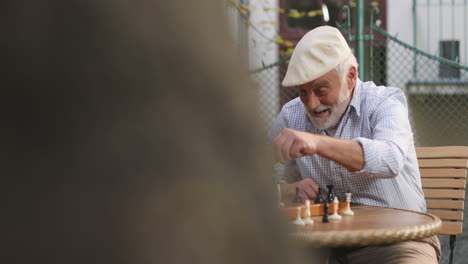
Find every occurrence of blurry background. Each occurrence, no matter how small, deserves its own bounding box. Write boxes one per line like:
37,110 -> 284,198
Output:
2,1 -> 313,264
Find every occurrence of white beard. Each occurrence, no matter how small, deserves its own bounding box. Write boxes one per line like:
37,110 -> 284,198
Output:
306,83 -> 351,130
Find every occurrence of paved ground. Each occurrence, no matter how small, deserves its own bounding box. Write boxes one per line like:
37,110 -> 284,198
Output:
438,189 -> 467,264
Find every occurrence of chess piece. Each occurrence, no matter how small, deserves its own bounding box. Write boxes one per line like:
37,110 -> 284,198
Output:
292,206 -> 305,226
314,187 -> 324,204
277,184 -> 284,208
322,202 -> 329,223
303,200 -> 314,225
329,196 -> 342,222
326,184 -> 334,203
343,192 -> 354,216
292,187 -> 302,204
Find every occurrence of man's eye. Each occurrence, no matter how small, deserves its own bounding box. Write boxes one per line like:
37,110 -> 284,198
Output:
315,89 -> 327,96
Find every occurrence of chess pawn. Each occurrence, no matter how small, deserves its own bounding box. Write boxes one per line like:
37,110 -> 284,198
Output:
343,192 -> 354,216
292,187 -> 302,204
277,184 -> 284,208
329,196 -> 342,222
322,202 -> 329,223
326,184 -> 334,203
314,187 -> 324,204
303,200 -> 314,225
293,206 -> 305,226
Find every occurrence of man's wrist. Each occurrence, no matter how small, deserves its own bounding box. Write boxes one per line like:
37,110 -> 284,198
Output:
314,134 -> 328,157
279,183 -> 294,202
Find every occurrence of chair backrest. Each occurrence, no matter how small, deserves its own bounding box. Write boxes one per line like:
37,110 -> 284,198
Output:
416,146 -> 468,235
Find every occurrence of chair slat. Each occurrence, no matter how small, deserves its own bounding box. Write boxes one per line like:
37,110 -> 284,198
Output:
427,210 -> 464,221
417,146 -> 467,237
439,222 -> 463,235
421,179 -> 466,189
420,168 -> 467,178
426,200 -> 464,210
423,189 -> 465,199
418,159 -> 468,168
416,146 -> 468,159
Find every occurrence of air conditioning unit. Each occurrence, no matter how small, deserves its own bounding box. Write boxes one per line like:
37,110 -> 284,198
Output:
439,40 -> 460,78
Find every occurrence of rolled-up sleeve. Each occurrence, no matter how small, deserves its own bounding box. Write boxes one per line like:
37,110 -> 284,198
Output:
268,110 -> 287,140
270,105 -> 302,183
352,91 -> 412,178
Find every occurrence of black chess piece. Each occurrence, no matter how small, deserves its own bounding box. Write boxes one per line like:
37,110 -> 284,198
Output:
315,187 -> 324,204
326,184 -> 334,203
292,187 -> 302,204
322,202 -> 329,223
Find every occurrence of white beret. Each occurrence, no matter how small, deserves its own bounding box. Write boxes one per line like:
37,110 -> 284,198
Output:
282,26 -> 352,87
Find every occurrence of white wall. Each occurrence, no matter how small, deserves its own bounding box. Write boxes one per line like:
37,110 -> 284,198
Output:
414,0 -> 468,65
386,0 -> 468,146
225,1 -> 249,60
247,0 -> 280,131
386,0 -> 414,88
387,0 -> 413,44
224,0 -> 280,131
387,0 -> 468,85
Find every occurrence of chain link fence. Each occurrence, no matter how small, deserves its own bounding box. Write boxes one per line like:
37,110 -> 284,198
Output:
375,26 -> 468,147
251,27 -> 468,147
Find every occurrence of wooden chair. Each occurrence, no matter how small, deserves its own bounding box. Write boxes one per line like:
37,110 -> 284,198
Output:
416,146 -> 468,264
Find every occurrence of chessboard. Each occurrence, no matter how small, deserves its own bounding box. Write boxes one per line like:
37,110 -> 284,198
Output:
282,201 -> 348,220
278,184 -> 354,221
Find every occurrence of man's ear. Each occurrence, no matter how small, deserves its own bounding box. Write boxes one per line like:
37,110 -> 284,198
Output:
347,66 -> 357,91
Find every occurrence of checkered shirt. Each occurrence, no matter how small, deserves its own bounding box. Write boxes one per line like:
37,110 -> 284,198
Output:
270,79 -> 426,212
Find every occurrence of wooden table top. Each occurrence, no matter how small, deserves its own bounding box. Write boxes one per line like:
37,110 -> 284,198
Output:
288,205 -> 442,247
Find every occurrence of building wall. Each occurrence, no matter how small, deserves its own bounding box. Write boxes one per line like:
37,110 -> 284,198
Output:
387,0 -> 468,147
388,0 -> 467,63
247,0 -> 280,130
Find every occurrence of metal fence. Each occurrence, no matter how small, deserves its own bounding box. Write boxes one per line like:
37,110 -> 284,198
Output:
414,0 -> 468,67
375,26 -> 468,147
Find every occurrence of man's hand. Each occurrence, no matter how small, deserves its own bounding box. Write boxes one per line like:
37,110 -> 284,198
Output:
273,128 -> 364,171
281,178 -> 319,202
273,128 -> 320,163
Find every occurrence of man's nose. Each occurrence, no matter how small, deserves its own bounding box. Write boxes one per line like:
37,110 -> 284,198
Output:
306,93 -> 320,110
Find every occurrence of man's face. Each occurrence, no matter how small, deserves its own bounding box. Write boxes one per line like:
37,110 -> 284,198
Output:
298,70 -> 351,130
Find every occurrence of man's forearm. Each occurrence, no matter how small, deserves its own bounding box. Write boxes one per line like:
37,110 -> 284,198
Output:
316,136 -> 364,171
273,128 -> 364,170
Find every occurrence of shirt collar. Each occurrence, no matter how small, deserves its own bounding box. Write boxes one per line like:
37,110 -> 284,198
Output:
348,78 -> 363,117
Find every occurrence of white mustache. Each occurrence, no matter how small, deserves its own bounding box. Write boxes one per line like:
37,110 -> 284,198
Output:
312,106 -> 330,113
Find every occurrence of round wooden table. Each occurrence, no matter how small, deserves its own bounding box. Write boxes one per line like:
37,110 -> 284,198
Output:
289,205 -> 442,247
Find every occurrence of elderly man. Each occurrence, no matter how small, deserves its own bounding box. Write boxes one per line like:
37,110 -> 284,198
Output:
271,26 -> 440,264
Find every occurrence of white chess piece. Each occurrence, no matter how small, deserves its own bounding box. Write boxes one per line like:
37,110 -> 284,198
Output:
343,192 -> 354,216
277,184 -> 284,208
329,196 -> 342,222
292,206 -> 305,226
303,200 -> 314,225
